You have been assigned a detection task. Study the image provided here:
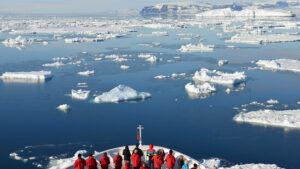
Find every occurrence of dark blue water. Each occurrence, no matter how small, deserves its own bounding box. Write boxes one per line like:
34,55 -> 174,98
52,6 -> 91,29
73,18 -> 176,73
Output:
1,18 -> 300,169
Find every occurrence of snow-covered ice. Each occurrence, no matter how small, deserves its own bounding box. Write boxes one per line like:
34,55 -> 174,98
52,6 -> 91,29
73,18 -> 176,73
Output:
77,70 -> 95,76
42,62 -> 65,68
137,31 -> 168,37
218,60 -> 229,66
193,68 -> 246,85
266,99 -> 279,104
56,104 -> 71,112
179,43 -> 214,52
120,65 -> 130,70
226,33 -> 300,44
256,59 -> 300,73
234,109 -> 300,129
154,73 -> 186,79
138,53 -> 159,63
94,85 -> 151,103
47,150 -> 87,169
71,89 -> 90,100
185,82 -> 216,99
0,71 -> 53,82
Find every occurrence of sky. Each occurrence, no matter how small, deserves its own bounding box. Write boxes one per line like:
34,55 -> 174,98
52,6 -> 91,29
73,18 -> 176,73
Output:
0,0 -> 270,14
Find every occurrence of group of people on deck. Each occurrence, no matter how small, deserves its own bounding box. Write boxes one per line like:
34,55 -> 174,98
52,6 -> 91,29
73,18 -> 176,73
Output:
74,144 -> 200,169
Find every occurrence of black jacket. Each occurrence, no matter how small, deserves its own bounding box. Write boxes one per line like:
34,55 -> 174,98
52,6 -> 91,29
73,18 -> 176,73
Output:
123,148 -> 131,161
177,159 -> 184,169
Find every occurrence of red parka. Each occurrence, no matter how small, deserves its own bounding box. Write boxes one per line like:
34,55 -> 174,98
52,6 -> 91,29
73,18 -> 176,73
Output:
74,158 -> 86,169
86,156 -> 98,169
131,153 -> 141,167
113,155 -> 123,169
100,155 -> 110,169
152,155 -> 164,168
165,154 -> 176,168
123,162 -> 132,169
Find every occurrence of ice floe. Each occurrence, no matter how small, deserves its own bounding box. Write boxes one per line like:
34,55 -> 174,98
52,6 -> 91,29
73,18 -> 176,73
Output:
137,31 -> 168,37
179,43 -> 214,52
0,71 -> 53,82
77,70 -> 95,76
47,150 -> 87,169
138,53 -> 159,63
120,65 -> 130,70
2,35 -> 41,50
42,62 -> 65,68
218,60 -> 229,66
56,104 -> 71,112
193,68 -> 246,85
226,33 -> 300,44
154,73 -> 186,79
266,99 -> 279,104
94,85 -> 151,103
256,59 -> 300,73
234,109 -> 300,129
185,82 -> 216,99
71,89 -> 90,100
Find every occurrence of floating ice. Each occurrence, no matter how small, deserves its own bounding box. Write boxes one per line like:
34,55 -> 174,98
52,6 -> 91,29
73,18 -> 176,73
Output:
234,109 -> 300,129
2,35 -> 40,49
113,57 -> 128,62
193,68 -> 246,85
56,104 -> 71,112
120,65 -> 130,70
179,43 -> 214,52
71,89 -> 90,100
0,71 -> 53,82
185,82 -> 216,99
42,62 -> 65,68
65,37 -> 103,43
224,163 -> 283,169
9,152 -> 28,163
77,70 -> 94,76
218,60 -> 229,66
138,53 -> 158,63
137,31 -> 168,37
226,33 -> 300,44
256,59 -> 300,73
94,57 -> 103,61
94,85 -> 151,103
154,73 -> 186,79
196,8 -> 294,17
266,99 -> 279,104
47,150 -> 87,169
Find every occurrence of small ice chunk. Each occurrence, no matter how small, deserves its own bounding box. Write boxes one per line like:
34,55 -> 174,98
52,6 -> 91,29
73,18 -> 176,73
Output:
193,68 -> 246,85
266,99 -> 279,104
94,57 -> 103,61
179,43 -> 214,52
218,60 -> 229,66
94,85 -> 151,103
234,109 -> 300,129
120,65 -> 130,70
225,88 -> 231,94
256,59 -> 300,73
77,70 -> 94,76
42,62 -> 65,68
146,55 -> 158,63
56,104 -> 71,112
71,89 -> 90,100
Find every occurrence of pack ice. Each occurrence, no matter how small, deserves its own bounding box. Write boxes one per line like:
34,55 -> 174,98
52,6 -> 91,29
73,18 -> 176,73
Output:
193,68 -> 246,85
94,85 -> 151,103
196,8 -> 294,17
234,109 -> 300,129
0,71 -> 53,82
226,33 -> 300,44
179,43 -> 214,52
256,59 -> 300,73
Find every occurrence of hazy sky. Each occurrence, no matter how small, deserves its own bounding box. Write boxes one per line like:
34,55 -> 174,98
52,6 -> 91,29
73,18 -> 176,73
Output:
0,0 -> 269,14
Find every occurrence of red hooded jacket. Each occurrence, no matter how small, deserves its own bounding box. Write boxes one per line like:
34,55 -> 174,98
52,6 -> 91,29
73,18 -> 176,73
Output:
113,155 -> 123,169
165,154 -> 176,168
100,155 -> 110,169
152,155 -> 164,168
123,162 -> 132,169
86,156 -> 98,169
74,158 -> 86,169
131,153 -> 141,167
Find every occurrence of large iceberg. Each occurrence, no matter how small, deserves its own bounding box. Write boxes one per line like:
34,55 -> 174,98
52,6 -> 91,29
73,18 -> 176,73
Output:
193,68 -> 246,85
94,85 -> 151,103
196,8 -> 294,17
0,71 -> 53,82
256,59 -> 300,73
234,109 -> 300,129
179,43 -> 214,52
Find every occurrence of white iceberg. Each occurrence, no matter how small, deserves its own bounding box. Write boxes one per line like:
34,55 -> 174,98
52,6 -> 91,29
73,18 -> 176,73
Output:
77,70 -> 95,76
120,65 -> 130,70
234,109 -> 300,129
71,89 -> 90,100
185,82 -> 216,99
193,68 -> 246,85
179,43 -> 214,52
226,33 -> 300,44
256,59 -> 300,73
42,62 -> 65,68
138,53 -> 158,63
0,71 -> 53,82
94,85 -> 151,103
218,60 -> 229,66
154,73 -> 186,79
266,99 -> 279,104
196,8 -> 294,18
56,104 -> 71,112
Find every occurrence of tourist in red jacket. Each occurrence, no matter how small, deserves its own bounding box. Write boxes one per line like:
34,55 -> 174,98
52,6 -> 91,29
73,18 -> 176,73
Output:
123,162 -> 132,169
73,154 -> 86,169
131,149 -> 141,169
113,152 -> 123,169
165,150 -> 176,169
100,152 -> 110,169
151,152 -> 164,169
86,154 -> 98,169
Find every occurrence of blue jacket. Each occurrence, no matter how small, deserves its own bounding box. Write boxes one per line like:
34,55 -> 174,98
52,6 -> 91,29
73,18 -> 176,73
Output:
182,164 -> 189,169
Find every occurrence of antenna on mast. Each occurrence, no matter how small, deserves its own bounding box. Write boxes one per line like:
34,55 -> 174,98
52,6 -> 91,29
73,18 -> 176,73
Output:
137,124 -> 144,146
